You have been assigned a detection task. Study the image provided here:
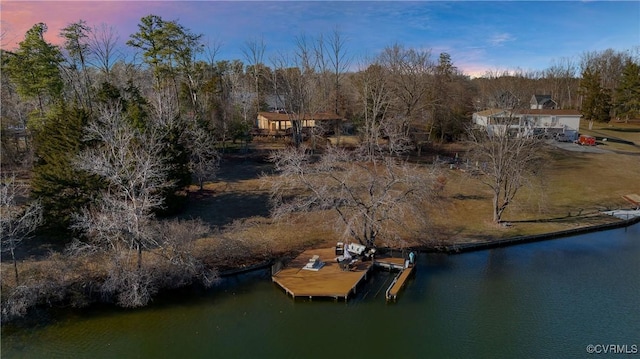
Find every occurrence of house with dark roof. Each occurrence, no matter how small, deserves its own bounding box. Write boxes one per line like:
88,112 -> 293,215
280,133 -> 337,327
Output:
530,95 -> 557,110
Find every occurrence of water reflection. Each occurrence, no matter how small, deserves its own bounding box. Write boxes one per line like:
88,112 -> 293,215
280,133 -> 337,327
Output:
3,224 -> 639,358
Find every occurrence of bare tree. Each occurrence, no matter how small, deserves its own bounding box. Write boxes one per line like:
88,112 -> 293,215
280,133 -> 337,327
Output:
312,34 -> 332,112
467,116 -> 546,224
153,219 -> 217,288
267,145 -> 441,247
1,69 -> 33,168
199,38 -> 223,128
0,174 -> 43,285
148,85 -> 180,127
308,28 -> 351,144
203,37 -> 222,67
270,35 -> 325,147
543,57 -> 578,109
326,28 -> 351,115
474,70 -> 535,110
72,105 -> 173,306
352,59 -> 412,158
580,49 -> 631,92
227,60 -> 253,141
379,115 -> 415,157
186,124 -> 220,191
88,23 -> 123,78
352,61 -> 391,160
378,44 -> 435,138
243,36 -> 266,114
0,26 -> 9,48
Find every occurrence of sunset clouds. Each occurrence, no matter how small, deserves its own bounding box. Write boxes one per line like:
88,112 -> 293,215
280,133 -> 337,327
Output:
2,1 -> 638,77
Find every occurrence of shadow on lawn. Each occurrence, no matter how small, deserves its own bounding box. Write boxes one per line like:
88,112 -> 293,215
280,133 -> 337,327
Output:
177,190 -> 271,227
216,156 -> 274,183
507,213 -> 612,225
452,193 -> 488,201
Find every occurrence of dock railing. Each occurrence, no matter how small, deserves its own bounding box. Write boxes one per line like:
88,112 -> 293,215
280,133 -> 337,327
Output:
385,270 -> 403,301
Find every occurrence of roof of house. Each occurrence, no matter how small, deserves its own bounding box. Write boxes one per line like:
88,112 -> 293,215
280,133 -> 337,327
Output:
530,94 -> 558,109
531,94 -> 552,103
257,111 -> 344,122
475,108 -> 581,117
474,108 -> 506,117
518,109 -> 581,116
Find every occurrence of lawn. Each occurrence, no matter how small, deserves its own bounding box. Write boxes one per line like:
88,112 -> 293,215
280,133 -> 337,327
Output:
185,121 -> 639,250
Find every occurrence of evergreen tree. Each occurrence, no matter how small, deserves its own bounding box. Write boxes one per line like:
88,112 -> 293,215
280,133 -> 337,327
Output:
4,23 -> 64,125
156,117 -> 192,215
614,60 -> 640,121
60,20 -> 94,111
31,105 -> 102,231
127,15 -> 200,207
579,67 -> 611,122
127,14 -> 203,95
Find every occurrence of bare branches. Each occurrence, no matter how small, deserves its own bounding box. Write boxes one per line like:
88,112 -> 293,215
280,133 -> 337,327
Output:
88,23 -> 123,77
467,118 -> 547,223
270,35 -> 329,147
267,145 -> 440,247
73,105 -> 173,271
1,174 -> 43,284
378,43 -> 435,122
243,36 -> 266,114
78,106 -> 172,208
353,61 -> 391,160
70,106 -> 220,307
185,124 -> 220,191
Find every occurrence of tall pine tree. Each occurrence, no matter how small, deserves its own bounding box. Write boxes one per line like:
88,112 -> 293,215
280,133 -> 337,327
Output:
614,60 -> 640,121
60,20 -> 94,111
579,67 -> 611,122
31,104 -> 102,231
5,23 -> 64,125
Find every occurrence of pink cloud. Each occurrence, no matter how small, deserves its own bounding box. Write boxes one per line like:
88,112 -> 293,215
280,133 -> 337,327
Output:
1,1 -> 185,50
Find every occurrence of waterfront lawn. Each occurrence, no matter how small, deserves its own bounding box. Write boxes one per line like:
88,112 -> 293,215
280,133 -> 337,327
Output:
186,126 -> 639,250
5,122 -> 640,273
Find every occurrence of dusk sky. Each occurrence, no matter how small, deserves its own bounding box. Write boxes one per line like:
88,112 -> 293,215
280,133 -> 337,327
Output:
2,1 -> 639,77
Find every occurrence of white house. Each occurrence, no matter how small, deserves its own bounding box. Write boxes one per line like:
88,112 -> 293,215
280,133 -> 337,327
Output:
473,108 -> 582,140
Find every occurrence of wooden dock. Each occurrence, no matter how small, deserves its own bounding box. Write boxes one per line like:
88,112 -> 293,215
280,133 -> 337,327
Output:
272,248 -> 414,301
386,265 -> 415,301
272,247 -> 374,300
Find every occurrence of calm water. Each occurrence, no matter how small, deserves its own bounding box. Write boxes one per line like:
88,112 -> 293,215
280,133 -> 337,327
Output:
2,224 -> 639,359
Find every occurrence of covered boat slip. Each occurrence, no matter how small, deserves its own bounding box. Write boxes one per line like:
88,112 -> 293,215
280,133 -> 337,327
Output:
271,247 -> 413,301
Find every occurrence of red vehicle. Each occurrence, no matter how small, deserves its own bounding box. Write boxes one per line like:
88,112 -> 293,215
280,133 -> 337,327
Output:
578,135 -> 596,146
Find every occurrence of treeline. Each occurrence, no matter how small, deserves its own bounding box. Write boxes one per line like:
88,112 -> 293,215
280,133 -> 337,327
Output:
1,15 -> 639,318
3,17 -> 639,167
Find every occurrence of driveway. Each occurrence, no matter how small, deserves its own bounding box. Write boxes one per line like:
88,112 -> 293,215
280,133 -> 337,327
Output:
546,139 -> 612,153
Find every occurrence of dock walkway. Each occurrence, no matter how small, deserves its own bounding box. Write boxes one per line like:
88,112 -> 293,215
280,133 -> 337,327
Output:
386,265 -> 415,301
